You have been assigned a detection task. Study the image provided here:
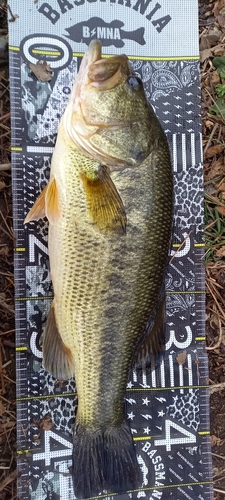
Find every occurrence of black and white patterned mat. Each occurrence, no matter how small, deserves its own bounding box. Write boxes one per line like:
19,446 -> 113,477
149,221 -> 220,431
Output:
8,1 -> 213,499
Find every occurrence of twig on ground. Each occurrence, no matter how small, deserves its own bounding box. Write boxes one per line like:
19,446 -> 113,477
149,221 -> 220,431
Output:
0,300 -> 15,315
210,382 -> 225,394
0,113 -> 10,122
214,487 -> 225,494
204,122 -> 219,155
0,469 -> 18,492
212,453 -> 225,460
206,316 -> 223,350
0,163 -> 11,171
206,280 -> 225,322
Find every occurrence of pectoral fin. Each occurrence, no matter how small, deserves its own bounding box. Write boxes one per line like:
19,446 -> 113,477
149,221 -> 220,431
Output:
81,165 -> 126,233
42,302 -> 75,380
45,178 -> 60,225
24,183 -> 48,224
24,178 -> 60,225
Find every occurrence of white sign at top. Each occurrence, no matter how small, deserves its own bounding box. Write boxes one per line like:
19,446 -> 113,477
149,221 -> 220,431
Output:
9,0 -> 199,59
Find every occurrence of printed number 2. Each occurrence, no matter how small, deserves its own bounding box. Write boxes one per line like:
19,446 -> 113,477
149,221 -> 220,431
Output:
28,233 -> 48,264
154,419 -> 196,451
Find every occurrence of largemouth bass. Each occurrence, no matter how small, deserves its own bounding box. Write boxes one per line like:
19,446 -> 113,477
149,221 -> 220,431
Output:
25,40 -> 173,499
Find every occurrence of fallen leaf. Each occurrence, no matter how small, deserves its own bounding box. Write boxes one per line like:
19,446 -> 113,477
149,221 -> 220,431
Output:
0,246 -> 9,257
211,434 -> 221,447
28,61 -> 53,82
218,14 -> 225,28
212,43 -> 225,56
176,350 -> 187,365
217,179 -> 225,192
205,157 -> 225,181
215,246 -> 225,258
215,205 -> 225,216
0,181 -> 6,190
200,36 -> 211,51
213,0 -> 225,17
205,120 -> 215,129
208,34 -> 222,45
211,71 -> 221,85
205,144 -> 225,158
200,33 -> 221,50
200,48 -> 213,63
41,416 -> 54,431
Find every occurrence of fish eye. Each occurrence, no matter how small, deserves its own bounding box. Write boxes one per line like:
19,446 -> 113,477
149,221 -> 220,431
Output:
127,76 -> 143,91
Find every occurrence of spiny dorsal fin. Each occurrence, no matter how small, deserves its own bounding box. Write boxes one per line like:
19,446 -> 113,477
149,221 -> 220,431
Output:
24,178 -> 60,225
81,165 -> 126,233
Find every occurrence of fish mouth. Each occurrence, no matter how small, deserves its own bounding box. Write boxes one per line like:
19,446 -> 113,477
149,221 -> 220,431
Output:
85,40 -> 130,90
69,40 -> 129,107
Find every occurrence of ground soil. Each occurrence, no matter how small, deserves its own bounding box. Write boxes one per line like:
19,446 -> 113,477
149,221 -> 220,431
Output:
1,0 -> 225,499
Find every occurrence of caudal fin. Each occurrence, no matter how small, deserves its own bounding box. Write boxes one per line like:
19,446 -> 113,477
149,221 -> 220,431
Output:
72,422 -> 139,498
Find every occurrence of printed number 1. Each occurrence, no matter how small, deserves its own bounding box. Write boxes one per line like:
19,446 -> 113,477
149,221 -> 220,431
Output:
154,419 -> 196,451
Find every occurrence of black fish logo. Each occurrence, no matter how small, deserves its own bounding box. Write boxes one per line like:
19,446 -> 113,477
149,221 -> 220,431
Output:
65,17 -> 145,48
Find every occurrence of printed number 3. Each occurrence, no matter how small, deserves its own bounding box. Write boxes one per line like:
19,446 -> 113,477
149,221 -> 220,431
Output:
166,326 -> 192,351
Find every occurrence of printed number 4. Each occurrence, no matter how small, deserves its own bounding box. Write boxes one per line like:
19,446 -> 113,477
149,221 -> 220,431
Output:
154,419 -> 196,451
33,430 -> 72,465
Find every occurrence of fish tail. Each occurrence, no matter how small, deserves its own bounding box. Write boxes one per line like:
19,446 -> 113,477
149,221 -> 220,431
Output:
72,422 -> 139,498
120,27 -> 145,46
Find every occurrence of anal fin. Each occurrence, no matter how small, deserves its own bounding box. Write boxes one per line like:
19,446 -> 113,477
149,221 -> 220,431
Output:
42,303 -> 75,380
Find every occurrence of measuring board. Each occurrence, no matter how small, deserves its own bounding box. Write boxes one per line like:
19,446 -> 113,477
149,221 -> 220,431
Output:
8,1 -> 213,499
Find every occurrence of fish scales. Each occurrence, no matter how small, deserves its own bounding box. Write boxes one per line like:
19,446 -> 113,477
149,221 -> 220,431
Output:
50,142 -> 171,425
25,40 -> 173,499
